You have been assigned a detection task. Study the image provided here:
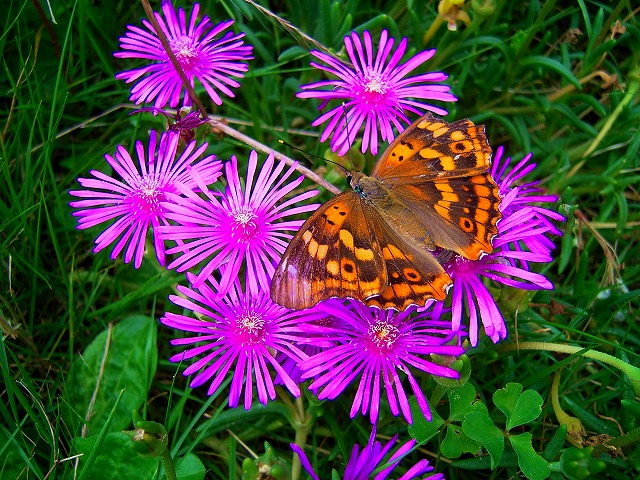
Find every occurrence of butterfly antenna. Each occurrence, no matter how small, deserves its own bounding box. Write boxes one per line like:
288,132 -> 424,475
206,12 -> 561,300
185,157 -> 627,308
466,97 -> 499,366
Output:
278,140 -> 350,176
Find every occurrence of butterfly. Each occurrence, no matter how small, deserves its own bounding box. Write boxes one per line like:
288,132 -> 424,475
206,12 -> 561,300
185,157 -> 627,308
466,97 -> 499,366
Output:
270,114 -> 502,311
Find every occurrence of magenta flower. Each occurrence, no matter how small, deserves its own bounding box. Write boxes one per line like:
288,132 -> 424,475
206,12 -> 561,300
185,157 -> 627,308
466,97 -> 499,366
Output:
441,146 -> 565,346
291,426 -> 444,480
161,273 -> 325,408
297,29 -> 456,156
491,147 -> 565,263
299,299 -> 464,424
114,2 -> 253,109
69,131 -> 222,268
158,151 -> 319,295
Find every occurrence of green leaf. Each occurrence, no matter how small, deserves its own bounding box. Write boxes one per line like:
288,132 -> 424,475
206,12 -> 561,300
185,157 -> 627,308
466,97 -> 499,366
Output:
78,390 -> 126,479
509,433 -> 551,480
451,451 -> 523,470
441,423 -> 481,459
425,384 -> 486,458
407,397 -> 445,443
614,190 -> 628,235
440,424 -> 463,458
542,425 -> 568,461
0,428 -> 28,480
520,56 -> 582,89
62,315 -> 158,435
73,432 -> 159,480
565,93 -> 608,116
562,396 -> 619,436
448,383 -> 487,422
621,398 -> 640,422
463,411 -> 504,468
558,187 -> 577,274
432,354 -> 471,388
550,104 -> 598,136
175,454 -> 206,480
493,383 -> 543,430
352,14 -> 389,35
277,46 -> 308,63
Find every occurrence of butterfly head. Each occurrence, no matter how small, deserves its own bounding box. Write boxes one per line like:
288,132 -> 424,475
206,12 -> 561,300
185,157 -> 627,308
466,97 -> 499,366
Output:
348,171 -> 367,197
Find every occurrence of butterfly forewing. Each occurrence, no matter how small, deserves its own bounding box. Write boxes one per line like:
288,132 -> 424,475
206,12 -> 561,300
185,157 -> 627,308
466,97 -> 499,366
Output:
271,192 -> 387,310
371,115 -> 492,182
387,173 -> 501,259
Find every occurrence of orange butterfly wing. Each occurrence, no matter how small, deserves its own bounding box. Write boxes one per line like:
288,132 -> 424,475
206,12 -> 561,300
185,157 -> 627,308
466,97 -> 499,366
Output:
370,114 -> 501,260
271,192 -> 386,310
363,211 -> 451,309
371,114 -> 493,181
270,190 -> 451,310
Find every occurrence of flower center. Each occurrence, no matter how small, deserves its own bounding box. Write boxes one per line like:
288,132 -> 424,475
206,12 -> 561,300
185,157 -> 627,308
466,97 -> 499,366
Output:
170,35 -> 198,70
364,71 -> 389,94
127,175 -> 166,218
230,206 -> 259,242
354,69 -> 392,108
236,310 -> 265,343
367,320 -> 399,352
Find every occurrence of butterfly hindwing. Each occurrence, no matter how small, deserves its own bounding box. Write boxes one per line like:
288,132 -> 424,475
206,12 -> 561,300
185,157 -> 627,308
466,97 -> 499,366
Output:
362,206 -> 451,310
270,192 -> 387,310
371,115 -> 492,182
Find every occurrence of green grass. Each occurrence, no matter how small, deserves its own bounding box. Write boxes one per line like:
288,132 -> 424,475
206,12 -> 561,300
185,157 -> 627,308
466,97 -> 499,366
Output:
1,0 -> 639,479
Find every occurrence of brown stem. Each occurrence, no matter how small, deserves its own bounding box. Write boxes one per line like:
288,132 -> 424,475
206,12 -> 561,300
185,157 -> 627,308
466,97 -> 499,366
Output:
546,70 -> 614,103
32,0 -> 61,59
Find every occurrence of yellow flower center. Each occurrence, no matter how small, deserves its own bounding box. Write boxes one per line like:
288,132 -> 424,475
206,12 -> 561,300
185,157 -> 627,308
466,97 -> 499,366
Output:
237,311 -> 265,342
368,320 -> 399,350
170,35 -> 198,69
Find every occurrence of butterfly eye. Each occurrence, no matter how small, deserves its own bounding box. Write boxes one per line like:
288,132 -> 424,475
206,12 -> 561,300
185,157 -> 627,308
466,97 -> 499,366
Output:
353,183 -> 364,197
348,174 -> 364,196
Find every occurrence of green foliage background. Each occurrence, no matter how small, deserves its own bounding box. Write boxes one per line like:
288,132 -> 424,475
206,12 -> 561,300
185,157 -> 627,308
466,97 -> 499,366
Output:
1,0 -> 639,479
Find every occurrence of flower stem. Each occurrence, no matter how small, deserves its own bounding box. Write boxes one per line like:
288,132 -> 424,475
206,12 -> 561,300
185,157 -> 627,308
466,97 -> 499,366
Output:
423,16 -> 444,46
550,370 -> 585,448
290,396 -> 315,480
159,448 -> 177,480
500,341 -> 640,396
126,419 -> 176,480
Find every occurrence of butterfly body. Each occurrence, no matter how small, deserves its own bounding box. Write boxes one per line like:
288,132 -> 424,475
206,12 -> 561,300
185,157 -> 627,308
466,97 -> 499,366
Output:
352,173 -> 436,249
271,114 -> 502,311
